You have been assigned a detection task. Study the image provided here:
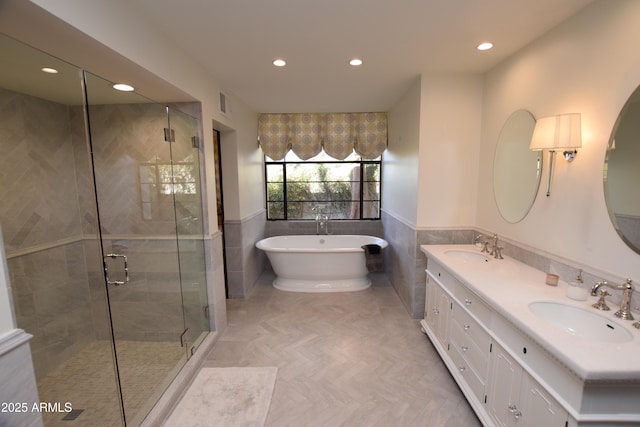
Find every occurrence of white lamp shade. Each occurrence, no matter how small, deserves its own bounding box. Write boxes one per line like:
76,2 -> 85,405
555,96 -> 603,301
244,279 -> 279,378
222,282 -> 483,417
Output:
530,113 -> 581,150
530,116 -> 557,151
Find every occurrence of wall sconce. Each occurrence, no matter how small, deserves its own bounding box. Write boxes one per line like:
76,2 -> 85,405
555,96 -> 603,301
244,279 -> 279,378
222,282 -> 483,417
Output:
529,113 -> 582,197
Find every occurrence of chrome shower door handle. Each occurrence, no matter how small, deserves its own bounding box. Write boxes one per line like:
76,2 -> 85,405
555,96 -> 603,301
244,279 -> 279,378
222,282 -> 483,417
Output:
104,254 -> 129,286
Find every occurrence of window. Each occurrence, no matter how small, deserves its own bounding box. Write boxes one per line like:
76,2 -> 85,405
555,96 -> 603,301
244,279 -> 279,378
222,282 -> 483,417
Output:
265,150 -> 381,220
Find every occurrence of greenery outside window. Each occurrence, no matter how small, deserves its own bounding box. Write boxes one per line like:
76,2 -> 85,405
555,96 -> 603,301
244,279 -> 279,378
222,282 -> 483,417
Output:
265,150 -> 381,220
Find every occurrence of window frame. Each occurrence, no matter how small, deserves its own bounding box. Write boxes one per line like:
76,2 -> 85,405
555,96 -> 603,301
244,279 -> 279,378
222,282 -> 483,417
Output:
264,156 -> 382,221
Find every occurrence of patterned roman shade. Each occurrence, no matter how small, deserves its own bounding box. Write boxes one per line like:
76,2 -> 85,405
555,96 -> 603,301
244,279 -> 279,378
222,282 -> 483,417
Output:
257,114 -> 291,160
258,112 -> 387,160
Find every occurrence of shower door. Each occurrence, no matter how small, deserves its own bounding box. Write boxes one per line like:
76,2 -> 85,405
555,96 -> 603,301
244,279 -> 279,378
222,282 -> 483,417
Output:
168,107 -> 210,355
84,72 -> 192,425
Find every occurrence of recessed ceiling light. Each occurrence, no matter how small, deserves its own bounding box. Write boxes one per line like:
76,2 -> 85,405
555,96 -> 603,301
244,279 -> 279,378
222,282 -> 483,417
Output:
41,67 -> 58,74
349,58 -> 363,66
273,59 -> 286,67
112,83 -> 135,92
477,42 -> 494,51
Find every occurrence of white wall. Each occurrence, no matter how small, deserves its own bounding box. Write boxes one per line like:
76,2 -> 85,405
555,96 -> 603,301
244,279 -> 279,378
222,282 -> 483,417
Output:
417,75 -> 483,228
478,0 -> 640,280
235,113 -> 264,219
216,108 -> 262,222
218,130 -> 242,221
386,74 -> 483,229
385,78 -> 421,225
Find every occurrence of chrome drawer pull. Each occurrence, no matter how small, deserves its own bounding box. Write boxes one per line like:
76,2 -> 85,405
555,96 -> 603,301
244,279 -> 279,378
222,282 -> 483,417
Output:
508,404 -> 522,419
461,346 -> 469,352
432,308 -> 440,315
463,324 -> 471,331
459,366 -> 465,372
465,298 -> 472,306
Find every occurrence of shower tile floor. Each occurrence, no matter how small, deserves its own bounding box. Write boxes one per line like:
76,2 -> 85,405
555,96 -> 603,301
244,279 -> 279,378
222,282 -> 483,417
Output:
37,340 -> 184,427
203,272 -> 482,427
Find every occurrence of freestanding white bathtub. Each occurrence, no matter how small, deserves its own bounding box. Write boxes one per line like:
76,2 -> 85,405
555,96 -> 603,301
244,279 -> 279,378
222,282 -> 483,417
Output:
256,235 -> 388,292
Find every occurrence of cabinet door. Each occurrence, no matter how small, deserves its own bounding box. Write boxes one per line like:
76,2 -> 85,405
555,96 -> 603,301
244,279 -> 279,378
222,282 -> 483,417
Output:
425,276 -> 451,347
436,289 -> 451,345
518,375 -> 568,427
425,276 -> 439,328
486,344 -> 523,427
487,343 -> 568,427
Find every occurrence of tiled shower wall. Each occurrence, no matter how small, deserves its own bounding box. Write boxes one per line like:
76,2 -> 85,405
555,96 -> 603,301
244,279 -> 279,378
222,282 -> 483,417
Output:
1,88 -> 102,379
0,88 -> 86,252
1,88 -> 208,378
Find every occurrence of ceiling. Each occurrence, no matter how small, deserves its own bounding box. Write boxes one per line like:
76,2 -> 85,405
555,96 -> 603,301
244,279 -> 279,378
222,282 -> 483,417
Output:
0,33 -> 153,106
129,0 -> 595,113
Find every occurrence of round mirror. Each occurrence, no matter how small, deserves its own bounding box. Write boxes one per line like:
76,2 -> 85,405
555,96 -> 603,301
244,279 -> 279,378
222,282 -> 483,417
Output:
493,110 -> 541,223
604,85 -> 640,254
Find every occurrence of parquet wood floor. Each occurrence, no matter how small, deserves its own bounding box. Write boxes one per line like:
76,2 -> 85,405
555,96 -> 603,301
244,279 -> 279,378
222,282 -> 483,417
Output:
203,272 -> 481,427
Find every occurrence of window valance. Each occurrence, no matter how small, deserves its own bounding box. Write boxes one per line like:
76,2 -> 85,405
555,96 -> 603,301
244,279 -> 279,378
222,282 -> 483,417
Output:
258,112 -> 387,160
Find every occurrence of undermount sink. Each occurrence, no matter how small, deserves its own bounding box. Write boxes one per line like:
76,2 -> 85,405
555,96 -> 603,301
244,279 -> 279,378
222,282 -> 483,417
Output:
444,249 -> 490,263
528,301 -> 633,343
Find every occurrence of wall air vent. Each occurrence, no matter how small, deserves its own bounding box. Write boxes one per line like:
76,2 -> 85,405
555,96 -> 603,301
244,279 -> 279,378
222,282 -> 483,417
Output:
219,91 -> 231,117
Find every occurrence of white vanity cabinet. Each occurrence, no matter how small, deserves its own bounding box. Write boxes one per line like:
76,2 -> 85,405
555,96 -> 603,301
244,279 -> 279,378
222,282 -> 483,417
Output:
421,244 -> 640,426
487,342 -> 567,427
421,257 -> 569,427
422,261 -> 494,423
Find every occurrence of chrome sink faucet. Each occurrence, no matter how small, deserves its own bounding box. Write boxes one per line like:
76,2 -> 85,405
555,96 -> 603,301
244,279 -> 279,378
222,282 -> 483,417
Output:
591,279 -> 635,320
475,234 -> 490,253
475,233 -> 503,259
489,234 -> 503,259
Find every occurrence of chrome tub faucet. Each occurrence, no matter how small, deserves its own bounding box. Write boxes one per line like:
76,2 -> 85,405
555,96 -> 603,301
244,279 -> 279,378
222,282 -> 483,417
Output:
313,205 -> 330,235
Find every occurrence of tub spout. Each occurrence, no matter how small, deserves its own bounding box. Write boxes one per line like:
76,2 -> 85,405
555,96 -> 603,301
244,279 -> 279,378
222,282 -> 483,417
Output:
313,205 -> 330,235
317,214 -> 330,235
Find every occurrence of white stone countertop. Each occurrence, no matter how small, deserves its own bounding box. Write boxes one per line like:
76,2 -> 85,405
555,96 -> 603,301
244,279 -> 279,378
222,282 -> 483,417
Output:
420,244 -> 640,382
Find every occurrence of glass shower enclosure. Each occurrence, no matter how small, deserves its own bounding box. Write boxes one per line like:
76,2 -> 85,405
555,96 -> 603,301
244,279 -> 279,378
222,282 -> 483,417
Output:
0,34 -> 209,426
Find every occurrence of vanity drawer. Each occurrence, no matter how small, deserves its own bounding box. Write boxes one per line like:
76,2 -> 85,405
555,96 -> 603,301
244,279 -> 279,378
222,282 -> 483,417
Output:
450,318 -> 489,380
427,260 -> 461,293
451,303 -> 491,352
454,283 -> 492,325
449,339 -> 485,403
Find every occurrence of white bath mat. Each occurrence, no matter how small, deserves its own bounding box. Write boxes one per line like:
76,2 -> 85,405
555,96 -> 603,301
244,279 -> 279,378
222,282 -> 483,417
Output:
164,367 -> 278,427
